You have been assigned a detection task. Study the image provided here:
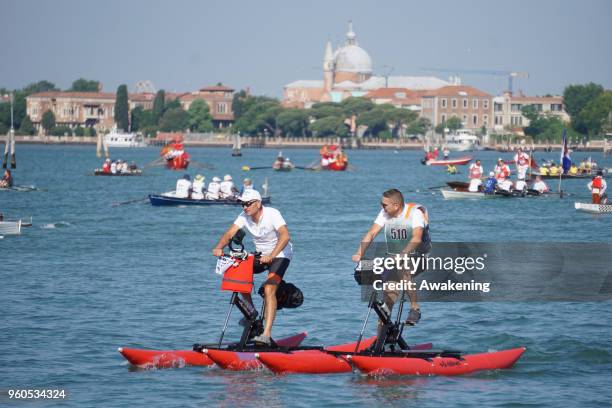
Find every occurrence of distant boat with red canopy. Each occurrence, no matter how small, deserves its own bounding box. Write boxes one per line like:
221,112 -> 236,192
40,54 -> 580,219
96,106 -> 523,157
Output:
160,135 -> 190,170
319,145 -> 348,171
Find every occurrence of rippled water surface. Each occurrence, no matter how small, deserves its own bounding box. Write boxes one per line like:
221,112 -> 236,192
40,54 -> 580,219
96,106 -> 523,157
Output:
1,145 -> 611,407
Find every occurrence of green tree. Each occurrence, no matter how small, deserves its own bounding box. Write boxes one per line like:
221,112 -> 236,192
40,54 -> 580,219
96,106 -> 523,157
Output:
187,99 -> 214,132
308,116 -> 349,137
22,80 -> 58,94
69,78 -> 100,92
74,126 -> 85,136
446,116 -> 462,132
232,89 -> 250,120
18,115 -> 36,135
563,83 -> 604,134
41,110 -> 55,134
277,109 -> 310,137
579,91 -> 612,137
165,98 -> 181,111
385,107 -> 418,138
357,107 -> 389,137
114,84 -> 129,131
159,107 -> 189,131
340,97 -> 375,116
310,102 -> 344,119
130,106 -> 144,132
406,117 -> 431,136
152,90 -> 166,125
234,97 -> 282,135
50,125 -> 72,136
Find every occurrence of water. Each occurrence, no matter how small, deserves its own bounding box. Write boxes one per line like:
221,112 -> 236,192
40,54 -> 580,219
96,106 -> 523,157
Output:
1,145 -> 611,407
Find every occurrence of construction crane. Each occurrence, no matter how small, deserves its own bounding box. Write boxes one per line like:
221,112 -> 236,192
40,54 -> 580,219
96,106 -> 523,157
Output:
420,68 -> 529,93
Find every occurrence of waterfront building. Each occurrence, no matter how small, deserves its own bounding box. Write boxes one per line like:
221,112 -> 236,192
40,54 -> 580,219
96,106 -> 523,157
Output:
493,91 -> 569,133
25,84 -> 235,134
420,85 -> 494,131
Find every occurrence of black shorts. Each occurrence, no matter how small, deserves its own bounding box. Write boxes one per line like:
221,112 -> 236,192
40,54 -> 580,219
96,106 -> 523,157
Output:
254,257 -> 290,285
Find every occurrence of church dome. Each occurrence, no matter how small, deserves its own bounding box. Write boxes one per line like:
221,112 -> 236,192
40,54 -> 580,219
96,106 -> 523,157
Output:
334,45 -> 372,73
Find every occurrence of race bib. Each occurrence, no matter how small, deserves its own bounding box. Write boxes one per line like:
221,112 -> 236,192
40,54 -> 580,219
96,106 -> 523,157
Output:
215,256 -> 235,275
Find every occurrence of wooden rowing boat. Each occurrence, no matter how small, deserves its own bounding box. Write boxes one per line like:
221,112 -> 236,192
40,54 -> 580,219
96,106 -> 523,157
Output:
422,156 -> 472,166
94,170 -> 142,176
574,202 -> 612,214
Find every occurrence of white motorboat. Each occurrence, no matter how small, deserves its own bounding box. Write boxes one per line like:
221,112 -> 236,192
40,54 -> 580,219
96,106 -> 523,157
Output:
444,129 -> 480,152
104,129 -> 146,148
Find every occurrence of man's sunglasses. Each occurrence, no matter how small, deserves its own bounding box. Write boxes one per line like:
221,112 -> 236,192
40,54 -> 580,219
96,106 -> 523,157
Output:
242,200 -> 258,208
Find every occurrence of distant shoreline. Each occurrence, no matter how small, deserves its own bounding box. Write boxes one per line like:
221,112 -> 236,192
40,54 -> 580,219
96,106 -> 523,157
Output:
8,135 -> 610,152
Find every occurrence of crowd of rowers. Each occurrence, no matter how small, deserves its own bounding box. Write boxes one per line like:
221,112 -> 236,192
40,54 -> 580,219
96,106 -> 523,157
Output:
538,158 -> 599,176
99,159 -> 140,174
466,148 -> 548,194
174,174 -> 255,200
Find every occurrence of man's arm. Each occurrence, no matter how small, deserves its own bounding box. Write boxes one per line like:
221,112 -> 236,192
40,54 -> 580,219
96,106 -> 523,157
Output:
260,225 -> 290,263
352,223 -> 382,262
212,224 -> 241,256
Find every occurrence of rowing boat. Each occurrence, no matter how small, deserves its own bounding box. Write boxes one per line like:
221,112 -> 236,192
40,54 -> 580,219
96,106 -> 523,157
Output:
574,202 -> 612,214
422,156 -> 473,166
441,189 -> 504,199
149,192 -> 271,206
94,170 -> 142,176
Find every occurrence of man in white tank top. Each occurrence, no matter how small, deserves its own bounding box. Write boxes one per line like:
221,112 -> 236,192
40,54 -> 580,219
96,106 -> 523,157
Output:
352,189 -> 431,325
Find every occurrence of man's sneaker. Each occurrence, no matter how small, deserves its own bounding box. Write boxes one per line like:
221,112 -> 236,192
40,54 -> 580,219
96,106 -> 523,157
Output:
252,334 -> 271,346
405,308 -> 421,325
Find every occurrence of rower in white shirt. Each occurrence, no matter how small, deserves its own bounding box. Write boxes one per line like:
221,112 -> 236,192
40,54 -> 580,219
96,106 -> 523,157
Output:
175,174 -> 192,198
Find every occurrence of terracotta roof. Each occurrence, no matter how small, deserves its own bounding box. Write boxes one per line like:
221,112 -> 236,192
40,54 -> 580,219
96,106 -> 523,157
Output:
199,85 -> 234,92
28,91 -> 116,99
129,93 -> 155,102
422,85 -> 491,97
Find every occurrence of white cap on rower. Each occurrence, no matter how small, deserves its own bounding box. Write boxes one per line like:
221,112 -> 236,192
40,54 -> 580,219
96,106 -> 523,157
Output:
239,189 -> 262,202
224,174 -> 232,181
212,176 -> 221,182
489,171 -> 495,176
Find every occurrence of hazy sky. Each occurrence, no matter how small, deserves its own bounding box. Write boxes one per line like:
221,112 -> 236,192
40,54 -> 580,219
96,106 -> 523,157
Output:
1,0 -> 610,97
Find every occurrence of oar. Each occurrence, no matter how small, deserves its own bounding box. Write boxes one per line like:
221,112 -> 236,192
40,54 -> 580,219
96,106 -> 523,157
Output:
111,196 -> 149,207
242,165 -> 271,171
427,185 -> 447,190
8,185 -> 38,192
190,160 -> 214,170
143,157 -> 166,168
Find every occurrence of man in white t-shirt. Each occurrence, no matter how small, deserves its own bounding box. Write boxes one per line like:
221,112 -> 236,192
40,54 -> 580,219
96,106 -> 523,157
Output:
212,189 -> 292,346
219,174 -> 237,198
353,189 -> 431,324
175,174 -> 192,198
352,189 -> 430,325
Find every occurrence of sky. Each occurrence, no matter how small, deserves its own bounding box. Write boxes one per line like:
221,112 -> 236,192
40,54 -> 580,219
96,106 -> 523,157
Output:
1,0 -> 611,98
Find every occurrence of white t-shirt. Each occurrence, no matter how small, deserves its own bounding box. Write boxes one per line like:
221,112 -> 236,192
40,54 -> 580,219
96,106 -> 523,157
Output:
207,182 -> 221,194
220,181 -> 235,196
192,179 -> 205,194
234,206 -> 292,259
533,180 -> 548,193
176,179 -> 191,198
